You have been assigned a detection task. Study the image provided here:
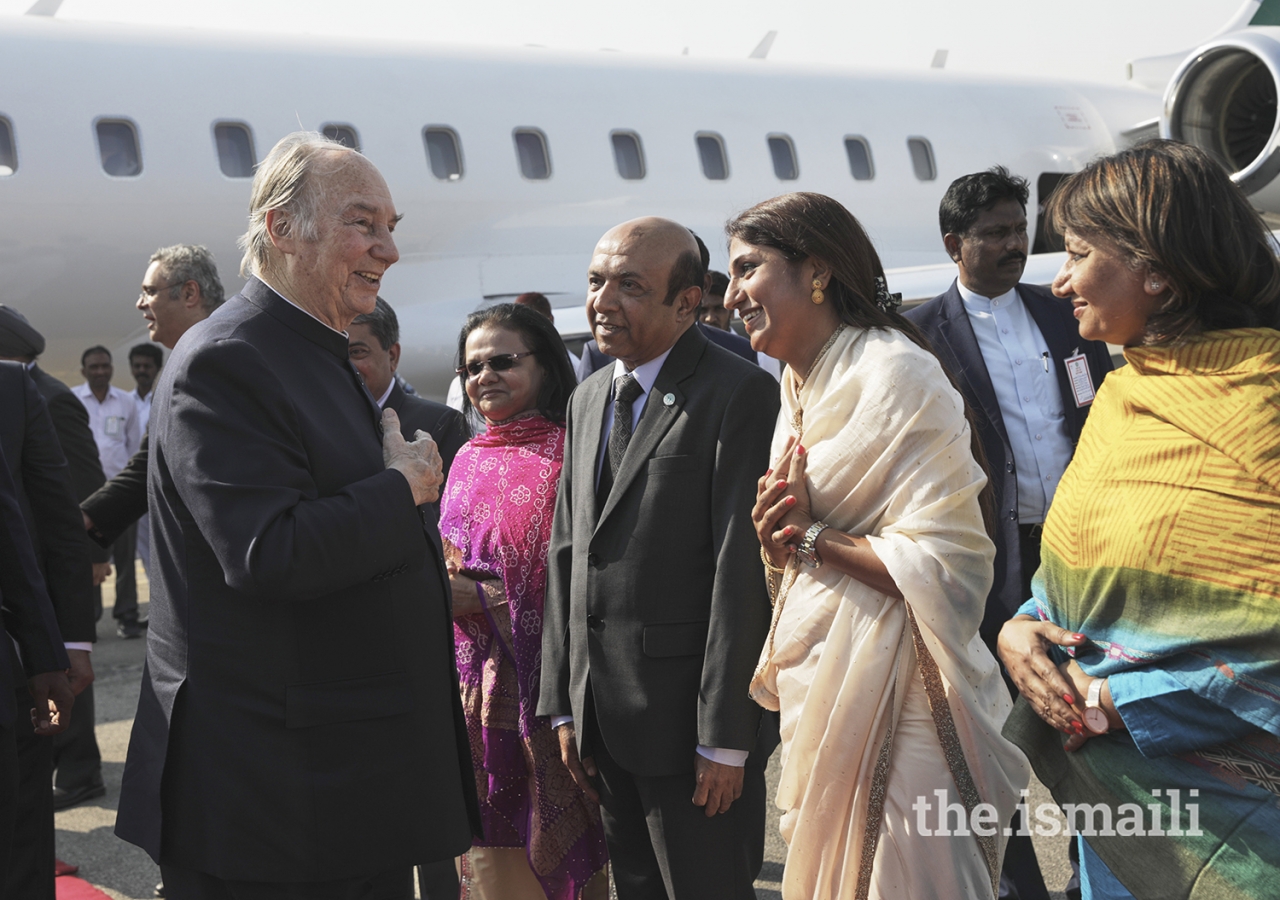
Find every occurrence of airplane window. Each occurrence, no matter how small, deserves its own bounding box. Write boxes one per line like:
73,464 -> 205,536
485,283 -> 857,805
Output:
322,124 -> 360,151
611,131 -> 645,180
96,119 -> 142,177
768,135 -> 798,180
696,133 -> 728,180
0,117 -> 15,176
907,137 -> 936,181
214,122 -> 255,178
844,137 -> 874,181
423,127 -> 463,181
514,128 -> 551,180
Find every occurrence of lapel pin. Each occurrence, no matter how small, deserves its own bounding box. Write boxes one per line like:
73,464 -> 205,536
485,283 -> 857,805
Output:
663,393 -> 675,407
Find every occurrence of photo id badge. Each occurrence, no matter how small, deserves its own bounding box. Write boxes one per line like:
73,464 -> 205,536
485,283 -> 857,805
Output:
104,415 -> 123,437
1064,354 -> 1095,407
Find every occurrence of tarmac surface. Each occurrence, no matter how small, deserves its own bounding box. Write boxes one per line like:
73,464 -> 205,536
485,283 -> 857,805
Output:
59,564 -> 1074,899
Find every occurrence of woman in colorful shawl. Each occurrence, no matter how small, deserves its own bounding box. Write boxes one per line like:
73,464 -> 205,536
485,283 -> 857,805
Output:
727,192 -> 1031,900
439,303 -> 609,900
997,140 -> 1280,900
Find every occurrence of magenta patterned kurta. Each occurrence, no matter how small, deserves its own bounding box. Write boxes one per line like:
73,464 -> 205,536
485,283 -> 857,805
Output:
439,413 -> 608,899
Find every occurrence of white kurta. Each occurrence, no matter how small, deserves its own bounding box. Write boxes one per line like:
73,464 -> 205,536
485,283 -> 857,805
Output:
750,326 -> 1030,900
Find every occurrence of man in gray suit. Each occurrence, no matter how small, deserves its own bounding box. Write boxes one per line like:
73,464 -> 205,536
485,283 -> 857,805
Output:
538,217 -> 778,899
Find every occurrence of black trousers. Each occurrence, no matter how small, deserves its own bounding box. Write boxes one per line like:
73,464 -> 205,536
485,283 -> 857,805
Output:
111,522 -> 138,621
3,677 -> 55,900
52,680 -> 101,791
586,715 -> 765,900
158,863 -> 414,900
0,719 -> 18,899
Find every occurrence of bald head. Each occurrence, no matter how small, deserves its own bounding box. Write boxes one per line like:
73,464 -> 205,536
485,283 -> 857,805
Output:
587,217 -> 703,368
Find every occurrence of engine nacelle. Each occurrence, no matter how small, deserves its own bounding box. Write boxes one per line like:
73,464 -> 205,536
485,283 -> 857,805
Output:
1162,29 -> 1280,211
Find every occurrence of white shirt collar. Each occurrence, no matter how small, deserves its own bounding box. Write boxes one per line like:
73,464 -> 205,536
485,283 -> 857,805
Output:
257,275 -> 349,338
957,281 -> 1019,310
610,347 -> 674,394
375,379 -> 395,408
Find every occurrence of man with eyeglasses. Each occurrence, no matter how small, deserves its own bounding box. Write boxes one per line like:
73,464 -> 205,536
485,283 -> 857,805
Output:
82,245 -> 224,566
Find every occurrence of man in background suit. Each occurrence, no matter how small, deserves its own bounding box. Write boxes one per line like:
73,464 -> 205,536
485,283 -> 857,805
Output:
904,166 -> 1112,900
350,297 -> 469,485
0,309 -> 109,817
115,132 -> 478,897
0,362 -> 97,898
81,244 -> 226,553
0,438 -> 76,888
539,217 -> 777,899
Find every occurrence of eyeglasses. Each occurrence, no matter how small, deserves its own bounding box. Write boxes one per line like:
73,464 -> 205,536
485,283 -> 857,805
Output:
139,281 -> 184,300
455,352 -> 534,379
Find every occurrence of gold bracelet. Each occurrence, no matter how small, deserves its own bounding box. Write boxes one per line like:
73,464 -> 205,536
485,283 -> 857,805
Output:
760,544 -> 786,576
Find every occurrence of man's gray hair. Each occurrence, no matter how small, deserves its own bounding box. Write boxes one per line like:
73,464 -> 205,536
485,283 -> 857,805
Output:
237,131 -> 359,278
150,244 -> 225,312
351,297 -> 399,351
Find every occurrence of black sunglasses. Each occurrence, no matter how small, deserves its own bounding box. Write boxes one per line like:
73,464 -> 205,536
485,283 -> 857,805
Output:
455,351 -> 535,379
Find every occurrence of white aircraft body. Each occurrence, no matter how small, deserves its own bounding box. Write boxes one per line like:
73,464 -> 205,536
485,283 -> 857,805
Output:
2,0 -> 1279,395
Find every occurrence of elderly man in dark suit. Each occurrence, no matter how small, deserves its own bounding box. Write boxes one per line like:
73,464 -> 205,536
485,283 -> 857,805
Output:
349,296 -> 468,483
904,166 -> 1112,900
0,362 -> 97,898
0,438 -> 76,886
114,132 -> 479,898
538,217 -> 777,899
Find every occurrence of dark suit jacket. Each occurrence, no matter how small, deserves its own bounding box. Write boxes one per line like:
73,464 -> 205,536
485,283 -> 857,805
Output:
114,278 -> 478,880
27,365 -> 109,564
538,325 -> 778,776
384,379 -> 469,483
82,434 -> 149,549
0,439 -> 69,728
575,322 -> 757,381
0,362 -> 96,644
904,281 -> 1113,638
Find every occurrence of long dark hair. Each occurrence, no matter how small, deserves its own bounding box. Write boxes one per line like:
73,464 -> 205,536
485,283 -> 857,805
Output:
726,192 -> 996,539
1046,140 -> 1280,344
454,303 -> 575,423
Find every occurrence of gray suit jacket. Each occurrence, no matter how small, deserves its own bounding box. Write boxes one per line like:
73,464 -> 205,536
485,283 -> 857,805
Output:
537,325 -> 778,776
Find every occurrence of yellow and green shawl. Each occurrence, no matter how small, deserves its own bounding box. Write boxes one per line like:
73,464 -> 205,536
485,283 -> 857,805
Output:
1006,328 -> 1280,899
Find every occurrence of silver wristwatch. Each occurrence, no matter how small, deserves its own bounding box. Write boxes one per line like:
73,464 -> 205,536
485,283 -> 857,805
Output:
795,521 -> 830,568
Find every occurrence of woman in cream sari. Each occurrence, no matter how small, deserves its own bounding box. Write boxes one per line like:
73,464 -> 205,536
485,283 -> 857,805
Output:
725,193 -> 1030,899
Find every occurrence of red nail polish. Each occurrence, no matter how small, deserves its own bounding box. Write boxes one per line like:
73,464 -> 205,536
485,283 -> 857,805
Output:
1063,693 -> 1075,705
765,468 -> 773,477
1071,633 -> 1085,641
785,496 -> 796,506
797,444 -> 805,455
776,480 -> 787,489
1072,721 -> 1083,733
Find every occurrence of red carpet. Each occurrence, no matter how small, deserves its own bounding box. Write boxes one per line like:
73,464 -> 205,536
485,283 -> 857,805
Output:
55,875 -> 114,900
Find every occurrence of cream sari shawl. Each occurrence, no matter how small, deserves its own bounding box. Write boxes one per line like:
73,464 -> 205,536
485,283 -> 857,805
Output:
750,326 -> 1029,899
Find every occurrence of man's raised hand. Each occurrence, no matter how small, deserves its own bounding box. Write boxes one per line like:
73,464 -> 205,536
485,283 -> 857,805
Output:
381,408 -> 444,505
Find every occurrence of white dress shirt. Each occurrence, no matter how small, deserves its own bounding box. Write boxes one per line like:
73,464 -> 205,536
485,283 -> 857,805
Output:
958,283 -> 1073,523
72,383 -> 141,479
130,387 -> 153,435
553,346 -> 748,768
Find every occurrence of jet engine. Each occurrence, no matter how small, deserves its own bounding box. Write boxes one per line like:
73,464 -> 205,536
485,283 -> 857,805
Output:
1163,30 -> 1280,211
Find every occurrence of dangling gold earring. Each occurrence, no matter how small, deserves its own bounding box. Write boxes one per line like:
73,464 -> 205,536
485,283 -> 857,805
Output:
811,279 -> 825,305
